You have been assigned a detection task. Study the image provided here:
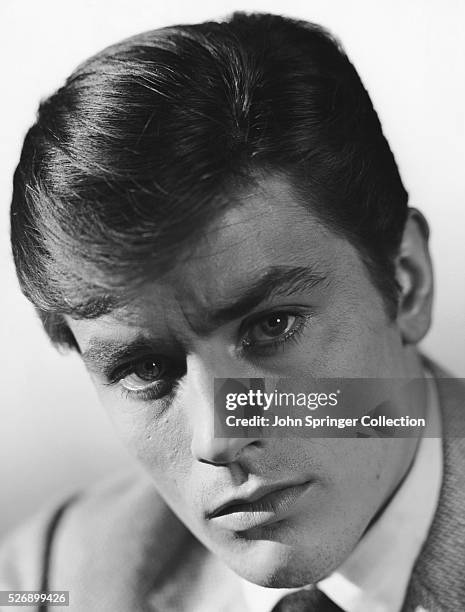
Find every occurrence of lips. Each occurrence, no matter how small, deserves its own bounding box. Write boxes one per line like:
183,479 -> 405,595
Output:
207,481 -> 313,531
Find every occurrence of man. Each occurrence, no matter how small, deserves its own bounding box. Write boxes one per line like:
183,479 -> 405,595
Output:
1,11 -> 464,612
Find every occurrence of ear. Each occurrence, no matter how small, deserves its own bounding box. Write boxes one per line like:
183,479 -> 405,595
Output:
395,208 -> 433,345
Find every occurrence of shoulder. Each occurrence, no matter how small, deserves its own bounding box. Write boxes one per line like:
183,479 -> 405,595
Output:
428,356 -> 465,437
0,495 -> 73,590
406,357 -> 465,609
0,469 -> 189,593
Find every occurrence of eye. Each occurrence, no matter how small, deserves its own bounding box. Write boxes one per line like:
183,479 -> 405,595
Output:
110,355 -> 185,401
242,311 -> 309,353
120,357 -> 165,392
248,313 -> 297,343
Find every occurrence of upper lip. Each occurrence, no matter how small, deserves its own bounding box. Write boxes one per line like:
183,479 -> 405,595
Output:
206,480 -> 310,519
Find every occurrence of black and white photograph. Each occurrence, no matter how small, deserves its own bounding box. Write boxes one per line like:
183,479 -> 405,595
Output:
1,1 -> 464,611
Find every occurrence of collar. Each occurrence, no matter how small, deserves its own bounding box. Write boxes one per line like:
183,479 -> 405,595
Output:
240,372 -> 443,612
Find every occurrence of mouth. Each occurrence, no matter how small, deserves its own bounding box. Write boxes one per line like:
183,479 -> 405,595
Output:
207,481 -> 313,531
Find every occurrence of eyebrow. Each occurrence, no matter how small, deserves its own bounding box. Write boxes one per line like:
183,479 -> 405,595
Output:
190,265 -> 327,334
81,265 -> 327,374
81,338 -> 168,377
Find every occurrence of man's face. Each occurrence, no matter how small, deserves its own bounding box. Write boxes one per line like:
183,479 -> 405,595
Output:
67,177 -> 418,586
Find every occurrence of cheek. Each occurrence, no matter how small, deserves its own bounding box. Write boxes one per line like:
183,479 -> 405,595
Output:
97,389 -> 193,495
326,438 -> 408,523
284,313 -> 399,380
309,291 -> 401,378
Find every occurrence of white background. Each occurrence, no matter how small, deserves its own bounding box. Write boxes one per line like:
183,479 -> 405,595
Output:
1,0 -> 464,537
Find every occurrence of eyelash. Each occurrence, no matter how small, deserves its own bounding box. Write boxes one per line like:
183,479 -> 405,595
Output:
239,311 -> 311,357
106,361 -> 182,403
118,381 -> 179,403
108,310 -> 312,402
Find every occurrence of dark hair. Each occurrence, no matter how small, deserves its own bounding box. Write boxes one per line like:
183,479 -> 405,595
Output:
11,12 -> 408,350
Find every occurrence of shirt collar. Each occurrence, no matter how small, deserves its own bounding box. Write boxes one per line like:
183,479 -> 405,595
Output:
240,372 -> 443,612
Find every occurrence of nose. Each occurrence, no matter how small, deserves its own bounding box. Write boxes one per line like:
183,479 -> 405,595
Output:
185,353 -> 260,465
192,432 -> 257,465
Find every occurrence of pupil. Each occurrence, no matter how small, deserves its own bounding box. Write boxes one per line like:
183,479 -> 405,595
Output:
264,315 -> 288,336
139,359 -> 161,379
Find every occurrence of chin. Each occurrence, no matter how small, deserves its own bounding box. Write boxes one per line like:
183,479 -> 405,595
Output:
219,533 -> 339,588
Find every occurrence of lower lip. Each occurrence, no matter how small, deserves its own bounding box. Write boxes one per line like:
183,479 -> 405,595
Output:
209,482 -> 313,531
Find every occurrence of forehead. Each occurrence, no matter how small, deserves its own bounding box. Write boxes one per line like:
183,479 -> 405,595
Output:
172,177 -> 333,290
68,176 -> 361,344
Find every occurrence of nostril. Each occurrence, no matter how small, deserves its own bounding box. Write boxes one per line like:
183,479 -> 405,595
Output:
191,433 -> 263,466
